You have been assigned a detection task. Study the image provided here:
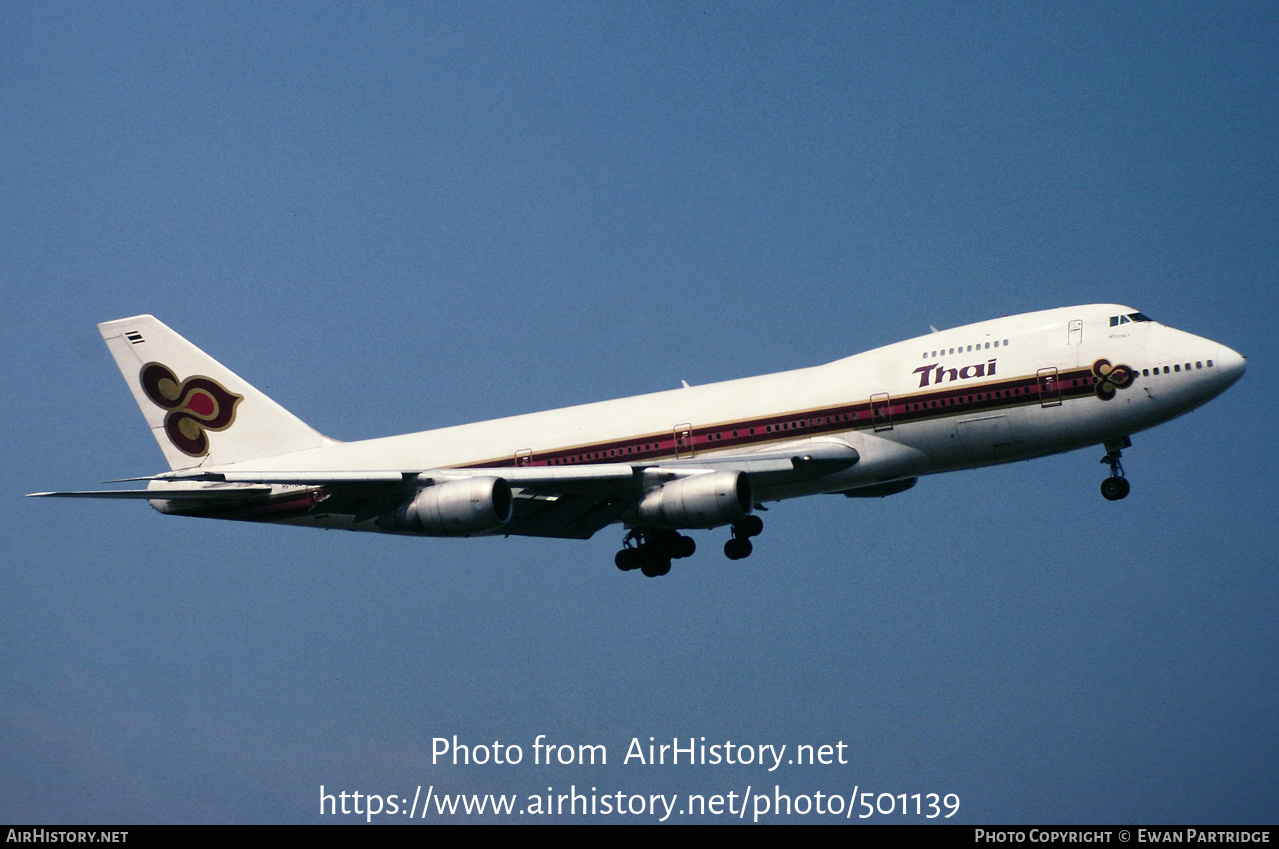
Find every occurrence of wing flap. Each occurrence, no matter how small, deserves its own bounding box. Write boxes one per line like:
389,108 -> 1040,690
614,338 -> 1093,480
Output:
504,492 -> 628,539
155,464 -> 637,491
27,487 -> 273,500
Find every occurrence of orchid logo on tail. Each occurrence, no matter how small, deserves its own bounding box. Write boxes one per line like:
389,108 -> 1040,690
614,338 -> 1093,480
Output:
139,363 -> 243,456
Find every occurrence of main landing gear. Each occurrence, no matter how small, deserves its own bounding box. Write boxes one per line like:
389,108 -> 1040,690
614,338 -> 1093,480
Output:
615,528 -> 696,578
724,515 -> 763,561
614,516 -> 766,576
1099,436 -> 1132,501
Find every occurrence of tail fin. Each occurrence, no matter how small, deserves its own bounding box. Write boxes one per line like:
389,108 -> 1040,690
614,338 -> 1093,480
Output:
99,315 -> 335,470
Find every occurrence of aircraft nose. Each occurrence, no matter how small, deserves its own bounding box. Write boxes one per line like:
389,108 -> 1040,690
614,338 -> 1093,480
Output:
1217,345 -> 1246,386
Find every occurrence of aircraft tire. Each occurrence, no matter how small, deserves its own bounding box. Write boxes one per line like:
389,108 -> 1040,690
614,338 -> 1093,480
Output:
737,515 -> 764,537
724,538 -> 752,560
641,556 -> 671,578
674,535 -> 696,559
615,549 -> 641,571
1100,477 -> 1130,501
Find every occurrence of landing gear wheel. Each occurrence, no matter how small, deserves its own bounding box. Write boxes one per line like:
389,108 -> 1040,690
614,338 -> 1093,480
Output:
640,556 -> 671,578
615,548 -> 641,571
616,529 -> 679,576
1100,477 -> 1130,501
724,515 -> 762,560
1098,437 -> 1132,502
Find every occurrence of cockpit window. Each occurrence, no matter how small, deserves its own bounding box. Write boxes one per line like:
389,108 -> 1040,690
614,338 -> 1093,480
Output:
1110,312 -> 1154,326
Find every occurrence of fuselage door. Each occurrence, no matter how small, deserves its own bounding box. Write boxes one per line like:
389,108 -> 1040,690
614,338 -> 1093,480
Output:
515,448 -> 533,467
1068,319 -> 1083,346
870,393 -> 893,432
1037,367 -> 1063,408
674,423 -> 694,458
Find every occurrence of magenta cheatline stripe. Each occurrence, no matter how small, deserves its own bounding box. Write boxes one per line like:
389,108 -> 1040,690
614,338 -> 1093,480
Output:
466,367 -> 1103,470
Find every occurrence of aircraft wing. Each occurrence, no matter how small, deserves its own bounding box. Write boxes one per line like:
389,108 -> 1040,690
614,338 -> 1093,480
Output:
27,486 -> 274,500
30,441 -> 858,540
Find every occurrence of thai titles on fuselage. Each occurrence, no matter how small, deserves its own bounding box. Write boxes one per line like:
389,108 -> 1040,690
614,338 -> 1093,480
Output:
912,359 -> 998,388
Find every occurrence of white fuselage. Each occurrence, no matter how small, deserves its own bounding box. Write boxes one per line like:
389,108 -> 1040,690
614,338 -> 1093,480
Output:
195,304 -> 1244,522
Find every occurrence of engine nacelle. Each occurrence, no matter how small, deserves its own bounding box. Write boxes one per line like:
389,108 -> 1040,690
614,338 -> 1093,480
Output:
388,477 -> 513,536
635,471 -> 753,529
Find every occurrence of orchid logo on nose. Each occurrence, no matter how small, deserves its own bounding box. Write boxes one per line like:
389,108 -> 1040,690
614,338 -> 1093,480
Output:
1092,359 -> 1135,401
139,363 -> 243,456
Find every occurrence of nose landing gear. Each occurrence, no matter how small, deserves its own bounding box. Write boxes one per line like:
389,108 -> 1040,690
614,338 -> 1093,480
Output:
1099,436 -> 1132,501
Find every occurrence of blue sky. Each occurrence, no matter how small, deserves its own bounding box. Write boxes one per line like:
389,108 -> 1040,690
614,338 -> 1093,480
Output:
3,2 -> 1276,823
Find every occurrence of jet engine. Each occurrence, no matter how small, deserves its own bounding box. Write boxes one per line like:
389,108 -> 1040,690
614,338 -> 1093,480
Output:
386,477 -> 513,535
635,470 -> 752,529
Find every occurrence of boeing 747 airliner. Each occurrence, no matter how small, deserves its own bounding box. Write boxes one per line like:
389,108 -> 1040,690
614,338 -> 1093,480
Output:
31,306 -> 1245,577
